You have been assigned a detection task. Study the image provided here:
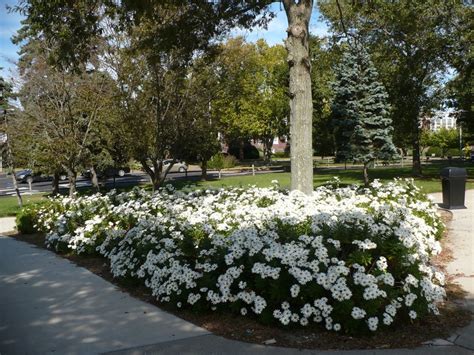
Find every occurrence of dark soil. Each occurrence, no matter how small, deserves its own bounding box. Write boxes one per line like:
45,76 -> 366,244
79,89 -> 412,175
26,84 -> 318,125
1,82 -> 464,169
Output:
8,211 -> 472,351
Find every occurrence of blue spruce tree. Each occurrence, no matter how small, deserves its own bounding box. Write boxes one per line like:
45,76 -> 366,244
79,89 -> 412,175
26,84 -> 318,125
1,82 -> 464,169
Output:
332,45 -> 398,185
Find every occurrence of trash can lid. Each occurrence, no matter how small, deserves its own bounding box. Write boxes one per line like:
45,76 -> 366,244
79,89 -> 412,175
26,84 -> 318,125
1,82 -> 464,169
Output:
440,167 -> 468,178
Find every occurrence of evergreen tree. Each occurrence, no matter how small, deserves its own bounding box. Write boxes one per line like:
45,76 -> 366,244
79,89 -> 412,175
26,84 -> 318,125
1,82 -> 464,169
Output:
332,46 -> 398,185
332,49 -> 359,164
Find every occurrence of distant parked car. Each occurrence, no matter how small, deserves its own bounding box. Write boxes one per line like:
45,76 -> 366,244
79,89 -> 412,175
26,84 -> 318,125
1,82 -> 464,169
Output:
82,166 -> 131,179
15,169 -> 67,184
163,159 -> 188,173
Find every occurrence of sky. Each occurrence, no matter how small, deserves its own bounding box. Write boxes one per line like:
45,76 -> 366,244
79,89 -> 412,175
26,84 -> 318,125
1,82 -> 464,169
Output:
0,0 -> 23,79
0,1 -> 329,80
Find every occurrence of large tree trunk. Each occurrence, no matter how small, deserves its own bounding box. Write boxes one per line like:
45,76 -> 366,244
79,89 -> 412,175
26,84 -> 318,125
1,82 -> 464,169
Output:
283,0 -> 314,195
51,172 -> 59,196
140,160 -> 160,191
140,159 -> 174,191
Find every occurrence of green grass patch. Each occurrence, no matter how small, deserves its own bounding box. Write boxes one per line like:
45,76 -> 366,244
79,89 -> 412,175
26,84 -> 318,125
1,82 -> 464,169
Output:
2,161 -> 473,217
0,194 -> 47,217
172,162 -> 474,194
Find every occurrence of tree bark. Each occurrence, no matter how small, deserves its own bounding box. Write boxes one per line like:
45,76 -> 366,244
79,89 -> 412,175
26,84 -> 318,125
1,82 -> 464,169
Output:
4,114 -> 22,207
11,170 -> 23,208
68,170 -> 77,197
283,0 -> 314,195
140,159 -> 174,191
239,140 -> 245,161
140,159 -> 161,191
90,166 -> 100,192
51,172 -> 59,196
363,162 -> 370,187
412,123 -> 422,176
201,160 -> 208,180
263,136 -> 273,163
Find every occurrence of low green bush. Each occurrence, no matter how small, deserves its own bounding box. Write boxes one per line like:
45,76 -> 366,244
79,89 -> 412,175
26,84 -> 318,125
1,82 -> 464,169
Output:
208,153 -> 238,171
426,147 -> 460,158
223,155 -> 238,169
16,205 -> 40,234
273,151 -> 289,158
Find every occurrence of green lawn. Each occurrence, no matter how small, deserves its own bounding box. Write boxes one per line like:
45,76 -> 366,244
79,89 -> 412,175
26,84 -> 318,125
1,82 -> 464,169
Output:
1,161 -> 473,217
175,162 -> 474,194
0,194 -> 47,217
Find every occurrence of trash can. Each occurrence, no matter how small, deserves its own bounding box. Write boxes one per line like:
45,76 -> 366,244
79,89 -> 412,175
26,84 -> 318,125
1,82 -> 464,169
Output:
440,167 -> 467,209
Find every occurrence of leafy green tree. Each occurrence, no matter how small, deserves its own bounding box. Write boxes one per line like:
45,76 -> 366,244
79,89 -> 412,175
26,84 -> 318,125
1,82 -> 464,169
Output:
332,46 -> 398,185
214,38 -> 288,162
0,73 -> 23,206
420,129 -> 433,158
430,128 -> 459,158
445,4 -> 473,140
320,0 -> 470,176
310,36 -> 339,158
15,44 -> 119,196
13,0 -> 316,194
208,153 -> 225,179
181,59 -> 222,180
111,43 -> 190,190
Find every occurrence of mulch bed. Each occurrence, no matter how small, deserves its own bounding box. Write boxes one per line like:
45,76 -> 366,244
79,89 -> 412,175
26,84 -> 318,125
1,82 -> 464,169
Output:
7,210 -> 472,351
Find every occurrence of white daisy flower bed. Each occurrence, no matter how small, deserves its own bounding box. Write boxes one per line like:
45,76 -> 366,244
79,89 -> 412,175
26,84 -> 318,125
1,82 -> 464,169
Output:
30,179 -> 445,334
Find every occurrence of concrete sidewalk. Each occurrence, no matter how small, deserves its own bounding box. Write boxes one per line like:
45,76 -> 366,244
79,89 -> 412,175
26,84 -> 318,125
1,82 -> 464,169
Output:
0,216 -> 15,234
0,236 -> 209,354
431,191 -> 474,352
0,191 -> 473,355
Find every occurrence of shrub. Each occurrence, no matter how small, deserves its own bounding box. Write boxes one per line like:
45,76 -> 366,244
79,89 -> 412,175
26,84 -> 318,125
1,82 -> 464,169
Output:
16,207 -> 37,234
426,147 -> 460,158
32,180 -> 445,334
208,154 -> 237,179
273,151 -> 289,158
208,153 -> 225,171
228,143 -> 260,160
223,154 -> 238,169
16,202 -> 50,234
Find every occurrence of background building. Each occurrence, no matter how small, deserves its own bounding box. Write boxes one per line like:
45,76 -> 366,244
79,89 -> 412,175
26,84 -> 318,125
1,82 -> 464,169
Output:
429,110 -> 457,131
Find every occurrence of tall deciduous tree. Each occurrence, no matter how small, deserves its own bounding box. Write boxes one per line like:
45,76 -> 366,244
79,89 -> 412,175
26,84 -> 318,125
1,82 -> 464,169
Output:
15,44 -> 118,196
310,36 -> 338,158
320,0 -> 469,176
0,73 -> 23,206
213,38 -> 288,162
332,46 -> 398,185
14,0 -> 317,193
429,128 -> 459,158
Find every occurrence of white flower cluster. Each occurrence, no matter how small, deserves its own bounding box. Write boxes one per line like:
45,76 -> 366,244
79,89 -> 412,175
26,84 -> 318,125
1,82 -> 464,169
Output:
32,179 -> 446,334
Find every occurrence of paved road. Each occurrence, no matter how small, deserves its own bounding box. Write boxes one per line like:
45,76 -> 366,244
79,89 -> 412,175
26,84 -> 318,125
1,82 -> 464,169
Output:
0,168 -> 286,197
0,171 -> 210,197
